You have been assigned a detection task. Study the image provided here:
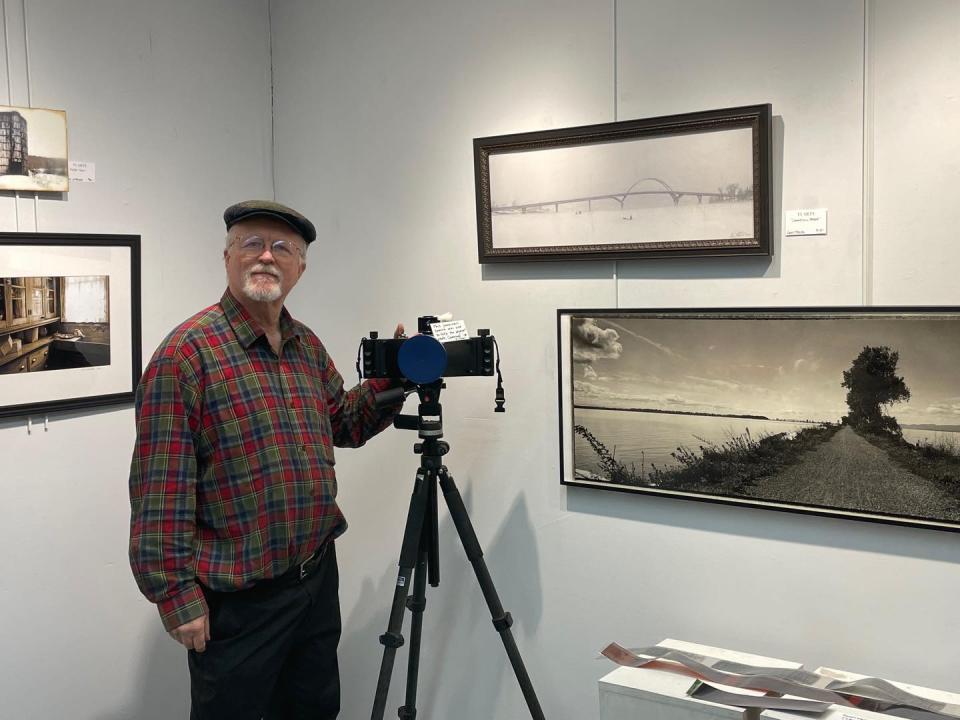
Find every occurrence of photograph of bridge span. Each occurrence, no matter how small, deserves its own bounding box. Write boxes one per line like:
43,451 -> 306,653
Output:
489,126 -> 754,250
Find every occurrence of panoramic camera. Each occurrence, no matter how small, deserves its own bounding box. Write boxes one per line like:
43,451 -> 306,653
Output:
357,315 -> 504,411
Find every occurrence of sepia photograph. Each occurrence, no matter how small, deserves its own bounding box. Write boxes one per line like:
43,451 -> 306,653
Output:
0,105 -> 68,192
558,309 -> 960,531
475,105 -> 771,262
0,233 -> 140,419
0,275 -> 111,373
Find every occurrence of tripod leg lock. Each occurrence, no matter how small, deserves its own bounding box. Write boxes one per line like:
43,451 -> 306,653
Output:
398,708 -> 417,720
491,611 -> 513,633
405,596 -> 426,613
379,631 -> 405,649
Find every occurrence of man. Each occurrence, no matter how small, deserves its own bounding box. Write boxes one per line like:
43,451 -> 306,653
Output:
129,200 -> 403,719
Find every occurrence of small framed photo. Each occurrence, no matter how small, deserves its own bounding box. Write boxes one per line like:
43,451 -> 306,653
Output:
0,233 -> 141,419
0,105 -> 68,193
559,307 -> 960,533
475,104 -> 772,262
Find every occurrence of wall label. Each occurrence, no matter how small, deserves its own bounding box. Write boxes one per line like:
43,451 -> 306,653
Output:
68,160 -> 96,183
785,208 -> 827,236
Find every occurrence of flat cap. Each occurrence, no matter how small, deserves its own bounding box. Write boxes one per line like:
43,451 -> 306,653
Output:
224,200 -> 317,244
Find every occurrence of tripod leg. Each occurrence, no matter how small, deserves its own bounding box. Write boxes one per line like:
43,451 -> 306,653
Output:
399,546 -> 429,720
437,468 -> 546,720
371,468 -> 432,720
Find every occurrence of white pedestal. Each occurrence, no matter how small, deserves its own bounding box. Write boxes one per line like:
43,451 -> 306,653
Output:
761,703 -> 890,720
598,639 -> 802,720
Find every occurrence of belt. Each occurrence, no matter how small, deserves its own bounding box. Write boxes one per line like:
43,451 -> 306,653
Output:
258,541 -> 331,589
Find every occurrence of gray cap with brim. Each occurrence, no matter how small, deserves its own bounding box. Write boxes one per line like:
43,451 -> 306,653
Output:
223,200 -> 317,244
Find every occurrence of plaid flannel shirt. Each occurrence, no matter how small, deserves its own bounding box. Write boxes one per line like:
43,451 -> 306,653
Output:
129,290 -> 397,631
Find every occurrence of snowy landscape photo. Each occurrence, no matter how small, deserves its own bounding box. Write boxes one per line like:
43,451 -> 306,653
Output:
476,105 -> 771,261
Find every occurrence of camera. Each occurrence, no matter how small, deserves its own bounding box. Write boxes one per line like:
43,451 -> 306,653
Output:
359,315 -> 496,385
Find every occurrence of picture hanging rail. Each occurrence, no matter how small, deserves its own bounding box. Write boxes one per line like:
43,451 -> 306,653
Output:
475,104 -> 772,262
0,233 -> 141,419
0,105 -> 68,193
558,308 -> 960,533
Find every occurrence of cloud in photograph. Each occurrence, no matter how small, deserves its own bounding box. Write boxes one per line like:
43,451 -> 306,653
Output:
925,401 -> 960,417
571,317 -> 623,364
606,320 -> 686,360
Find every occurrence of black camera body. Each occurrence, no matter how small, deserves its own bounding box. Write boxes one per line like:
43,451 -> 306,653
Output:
360,316 -> 496,383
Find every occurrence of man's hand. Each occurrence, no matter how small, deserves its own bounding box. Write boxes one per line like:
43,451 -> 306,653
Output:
169,614 -> 211,652
394,323 -> 405,339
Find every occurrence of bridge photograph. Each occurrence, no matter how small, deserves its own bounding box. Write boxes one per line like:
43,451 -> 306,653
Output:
487,123 -> 756,252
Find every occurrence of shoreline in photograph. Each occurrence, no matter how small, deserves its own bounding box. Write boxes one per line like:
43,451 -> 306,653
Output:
574,403 -> 828,423
573,414 -> 960,523
574,403 -> 960,435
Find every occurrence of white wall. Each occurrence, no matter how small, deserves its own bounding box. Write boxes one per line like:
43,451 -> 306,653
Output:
870,0 -> 960,304
0,2 -> 273,718
271,1 -> 960,719
3,1 -> 960,719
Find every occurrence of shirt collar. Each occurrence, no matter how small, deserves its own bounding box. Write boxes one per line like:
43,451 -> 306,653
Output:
220,289 -> 302,349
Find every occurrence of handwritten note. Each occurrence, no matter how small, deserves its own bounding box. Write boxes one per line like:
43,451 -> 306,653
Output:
429,320 -> 470,342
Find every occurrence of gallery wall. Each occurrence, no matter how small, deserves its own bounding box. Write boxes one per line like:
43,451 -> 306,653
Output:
0,1 -> 274,718
271,1 -> 960,719
0,1 -> 958,719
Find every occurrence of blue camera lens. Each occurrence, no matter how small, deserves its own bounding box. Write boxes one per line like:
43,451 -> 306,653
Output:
397,334 -> 448,384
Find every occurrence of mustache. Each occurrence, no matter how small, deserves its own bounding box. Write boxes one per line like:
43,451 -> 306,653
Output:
246,264 -> 281,278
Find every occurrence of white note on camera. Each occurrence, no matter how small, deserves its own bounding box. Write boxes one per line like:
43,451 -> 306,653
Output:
430,320 -> 470,342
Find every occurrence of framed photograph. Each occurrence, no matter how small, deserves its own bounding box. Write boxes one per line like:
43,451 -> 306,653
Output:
559,308 -> 960,532
475,104 -> 772,263
0,105 -> 68,193
0,233 -> 141,418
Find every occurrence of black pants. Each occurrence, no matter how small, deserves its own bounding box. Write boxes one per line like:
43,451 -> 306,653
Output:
188,544 -> 341,720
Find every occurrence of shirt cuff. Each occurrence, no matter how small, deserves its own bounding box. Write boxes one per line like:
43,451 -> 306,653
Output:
366,377 -> 395,394
157,584 -> 208,631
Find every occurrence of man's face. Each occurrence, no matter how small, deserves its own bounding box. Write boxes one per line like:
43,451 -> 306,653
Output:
224,217 -> 307,305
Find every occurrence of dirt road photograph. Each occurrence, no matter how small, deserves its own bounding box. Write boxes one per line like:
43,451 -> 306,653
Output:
563,310 -> 960,530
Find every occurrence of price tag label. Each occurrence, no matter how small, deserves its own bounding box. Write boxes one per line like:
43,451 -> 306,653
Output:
429,320 -> 470,342
785,208 -> 827,236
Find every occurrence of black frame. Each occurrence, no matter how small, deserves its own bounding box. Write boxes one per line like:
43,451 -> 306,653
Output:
558,307 -> 960,533
0,232 -> 141,418
475,104 -> 772,263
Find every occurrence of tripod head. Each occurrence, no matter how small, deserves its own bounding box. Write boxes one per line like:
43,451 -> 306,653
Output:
391,381 -> 449,463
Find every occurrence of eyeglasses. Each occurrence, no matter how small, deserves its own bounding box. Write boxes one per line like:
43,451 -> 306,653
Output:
234,235 -> 305,261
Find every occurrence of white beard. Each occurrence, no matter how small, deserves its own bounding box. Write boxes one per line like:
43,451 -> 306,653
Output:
242,264 -> 283,302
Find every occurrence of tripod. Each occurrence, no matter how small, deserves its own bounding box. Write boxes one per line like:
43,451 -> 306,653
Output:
371,381 -> 545,720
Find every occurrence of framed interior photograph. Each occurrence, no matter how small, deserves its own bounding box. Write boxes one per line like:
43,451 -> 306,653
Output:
475,104 -> 772,262
0,233 -> 141,419
558,308 -> 960,532
0,105 -> 68,193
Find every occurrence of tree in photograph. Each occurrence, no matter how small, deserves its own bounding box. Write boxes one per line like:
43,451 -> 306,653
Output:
841,345 -> 911,436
